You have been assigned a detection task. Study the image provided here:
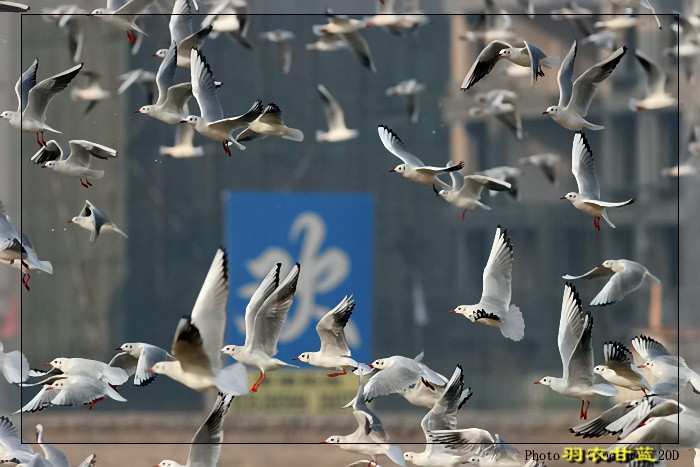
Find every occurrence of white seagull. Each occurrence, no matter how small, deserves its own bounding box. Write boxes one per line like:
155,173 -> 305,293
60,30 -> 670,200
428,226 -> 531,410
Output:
632,334 -> 700,394
378,125 -> 464,189
109,342 -> 174,386
349,353 -> 448,409
519,153 -> 561,184
428,430 -> 522,466
235,102 -> 304,143
434,172 -> 512,219
0,199 -> 24,267
403,365 -> 474,466
593,341 -> 651,393
200,0 -> 251,49
159,123 -> 204,159
543,41 -> 627,131
221,263 -> 301,393
534,283 -> 618,420
149,248 -> 249,396
31,139 -> 118,188
41,357 -> 129,386
0,230 -> 51,291
385,79 -> 425,124
322,376 -> 406,466
563,259 -> 660,306
611,0 -> 661,29
70,71 -> 111,116
68,200 -> 127,243
154,0 -> 212,68
88,0 -> 153,45
35,424 -> 96,467
1,59 -> 83,147
0,416 -> 34,464
259,30 -> 295,75
181,48 -> 261,155
293,295 -> 365,377
136,42 -> 194,125
315,84 -> 359,143
155,393 -> 234,467
19,374 -> 127,412
0,2 -> 29,12
560,132 -> 634,230
315,8 -> 376,72
461,40 -> 560,90
630,49 -> 677,111
662,125 -> 699,177
450,226 -> 524,341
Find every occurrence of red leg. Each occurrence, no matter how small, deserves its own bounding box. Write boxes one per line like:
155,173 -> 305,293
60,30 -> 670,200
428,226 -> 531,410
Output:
88,396 -> 104,410
327,369 -> 347,377
250,372 -> 266,392
126,31 -> 136,45
40,132 -> 46,146
579,399 -> 585,419
461,210 -> 466,220
584,400 -> 590,419
21,273 -> 30,291
35,133 -> 41,147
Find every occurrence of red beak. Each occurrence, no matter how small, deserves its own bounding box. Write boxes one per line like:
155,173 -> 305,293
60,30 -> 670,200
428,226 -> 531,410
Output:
534,381 -> 542,384
597,264 -> 606,268
319,440 -> 327,444
43,362 -> 52,366
180,119 -> 188,123
147,368 -> 155,374
115,347 -> 123,351
389,169 -> 396,173
638,364 -> 646,369
449,309 -> 457,314
292,357 -> 300,360
368,364 -> 374,368
67,220 -> 73,224
559,196 -> 566,199
134,109 -> 140,113
542,110 -> 549,115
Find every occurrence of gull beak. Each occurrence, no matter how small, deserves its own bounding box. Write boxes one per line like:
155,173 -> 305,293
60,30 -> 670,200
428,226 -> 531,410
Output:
449,309 -> 457,314
319,440 -> 327,444
43,362 -> 52,366
67,220 -> 73,224
134,109 -> 140,113
534,381 -> 542,384
180,119 -> 188,123
597,264 -> 606,268
389,169 -> 396,173
542,110 -> 549,115
146,368 -> 155,374
638,364 -> 646,369
367,364 -> 374,368
559,196 -> 566,200
292,357 -> 300,361
115,347 -> 123,351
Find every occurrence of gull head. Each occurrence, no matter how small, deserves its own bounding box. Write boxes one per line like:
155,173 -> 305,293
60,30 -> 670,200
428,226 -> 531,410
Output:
497,48 -> 514,57
44,160 -> 57,169
593,365 -> 607,376
148,361 -> 171,375
293,353 -> 310,363
451,305 -> 477,322
136,105 -> 152,115
117,342 -> 141,357
153,49 -> 168,59
156,461 -> 181,467
534,376 -> 554,386
88,8 -> 107,15
0,111 -> 14,120
49,379 -> 68,390
221,345 -> 240,358
561,192 -> 578,202
542,105 -> 559,115
369,358 -> 390,370
465,457 -> 482,464
180,115 -> 199,125
320,435 -> 341,444
48,358 -> 67,370
600,260 -> 615,269
68,216 -> 90,228
404,452 -> 417,462
390,164 -> 406,174
638,360 -> 653,370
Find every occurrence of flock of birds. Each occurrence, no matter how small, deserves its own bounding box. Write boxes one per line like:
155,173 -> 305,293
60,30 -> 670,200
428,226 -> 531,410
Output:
0,0 -> 697,465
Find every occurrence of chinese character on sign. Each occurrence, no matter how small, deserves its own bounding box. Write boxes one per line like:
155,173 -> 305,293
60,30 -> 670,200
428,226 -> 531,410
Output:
586,447 -> 609,464
563,447 -> 584,463
634,446 -> 657,463
609,446 -> 633,463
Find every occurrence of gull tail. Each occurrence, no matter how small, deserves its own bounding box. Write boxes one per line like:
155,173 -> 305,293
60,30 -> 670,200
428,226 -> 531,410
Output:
215,362 -> 249,396
282,128 -> 304,142
36,260 -> 53,274
600,209 -> 615,228
111,224 -> 128,239
227,140 -> 246,151
646,272 -> 661,285
89,170 -> 105,180
385,445 -> 406,466
342,396 -> 356,409
103,366 -> 129,385
105,384 -> 127,402
540,56 -> 560,68
500,305 -> 524,341
274,358 -> 299,368
585,123 -> 605,131
352,362 -> 373,376
592,383 -> 618,397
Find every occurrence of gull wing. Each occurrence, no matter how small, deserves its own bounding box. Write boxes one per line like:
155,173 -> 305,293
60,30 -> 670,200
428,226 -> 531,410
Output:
557,283 -> 588,383
377,125 -> 425,167
243,263 -> 281,349
317,84 -> 347,131
557,41 -> 577,107
317,295 -> 354,356
190,247 -> 229,371
15,58 -> 38,112
480,226 -> 513,313
66,140 -> 117,167
187,393 -> 234,467
30,140 -> 64,165
634,49 -> 667,97
460,40 -> 510,90
571,131 -> 600,199
190,47 -> 223,122
568,45 -> 627,117
155,42 -> 177,105
249,264 -> 300,357
25,63 -> 83,121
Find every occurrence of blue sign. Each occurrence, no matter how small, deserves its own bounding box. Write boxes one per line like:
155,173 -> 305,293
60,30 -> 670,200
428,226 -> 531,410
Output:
224,192 -> 373,366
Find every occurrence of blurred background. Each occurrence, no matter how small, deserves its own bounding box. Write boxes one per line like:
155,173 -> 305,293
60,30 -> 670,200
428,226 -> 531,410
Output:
0,0 -> 697,465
